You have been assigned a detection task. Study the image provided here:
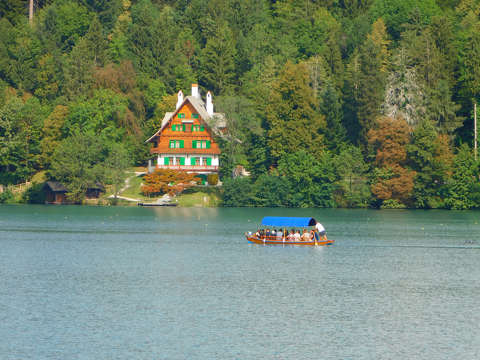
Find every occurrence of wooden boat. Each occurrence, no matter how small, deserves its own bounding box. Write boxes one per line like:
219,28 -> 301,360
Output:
246,234 -> 334,246
246,216 -> 334,246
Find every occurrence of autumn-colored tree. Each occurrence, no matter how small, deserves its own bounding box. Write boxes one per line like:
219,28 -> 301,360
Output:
368,116 -> 416,207
141,169 -> 200,196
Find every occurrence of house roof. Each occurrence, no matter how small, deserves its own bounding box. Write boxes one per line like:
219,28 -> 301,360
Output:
45,181 -> 68,192
146,96 -> 226,143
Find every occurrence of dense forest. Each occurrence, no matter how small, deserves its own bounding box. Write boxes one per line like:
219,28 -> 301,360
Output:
1,0 -> 480,208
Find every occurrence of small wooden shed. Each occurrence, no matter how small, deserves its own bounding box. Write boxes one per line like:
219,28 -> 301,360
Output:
44,181 -> 68,204
85,183 -> 105,199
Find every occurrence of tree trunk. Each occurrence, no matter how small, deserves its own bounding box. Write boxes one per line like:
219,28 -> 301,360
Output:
29,0 -> 34,25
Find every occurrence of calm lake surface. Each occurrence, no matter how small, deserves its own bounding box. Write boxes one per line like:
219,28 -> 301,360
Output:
1,205 -> 479,360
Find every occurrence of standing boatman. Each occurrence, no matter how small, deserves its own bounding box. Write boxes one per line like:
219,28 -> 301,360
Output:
315,221 -> 327,241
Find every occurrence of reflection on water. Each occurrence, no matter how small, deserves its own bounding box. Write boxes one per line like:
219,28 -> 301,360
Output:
0,205 -> 479,360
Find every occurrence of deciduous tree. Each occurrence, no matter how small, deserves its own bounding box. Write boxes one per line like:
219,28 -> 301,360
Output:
141,169 -> 199,196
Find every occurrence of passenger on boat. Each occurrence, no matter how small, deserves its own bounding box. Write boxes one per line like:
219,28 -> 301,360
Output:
293,231 -> 301,241
301,229 -> 311,241
255,230 -> 260,237
259,229 -> 265,238
315,221 -> 327,240
276,229 -> 283,240
286,230 -> 294,241
266,228 -> 270,238
271,229 -> 276,238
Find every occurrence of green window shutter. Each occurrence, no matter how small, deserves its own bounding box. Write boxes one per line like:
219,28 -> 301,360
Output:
180,140 -> 184,148
190,157 -> 196,166
179,157 -> 185,165
192,113 -> 199,119
182,124 -> 186,131
172,124 -> 176,131
169,140 -> 173,148
200,125 -> 204,131
206,140 -> 211,149
206,157 -> 212,166
164,157 -> 169,165
192,140 -> 196,149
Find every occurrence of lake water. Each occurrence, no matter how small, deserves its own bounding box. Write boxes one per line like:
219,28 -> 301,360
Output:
1,205 -> 479,360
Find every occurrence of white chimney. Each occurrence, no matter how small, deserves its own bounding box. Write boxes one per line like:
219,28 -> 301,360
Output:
191,84 -> 199,98
176,90 -> 184,109
206,91 -> 213,116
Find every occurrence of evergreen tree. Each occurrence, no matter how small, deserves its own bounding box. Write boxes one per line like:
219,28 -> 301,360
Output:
38,0 -> 92,51
356,19 -> 389,145
408,120 -> 453,208
265,61 -> 325,163
34,53 -> 60,100
200,23 -> 236,95
62,37 -> 94,100
445,144 -> 480,209
334,145 -> 371,208
84,16 -> 107,67
343,49 -> 361,144
39,105 -> 68,169
320,82 -> 346,152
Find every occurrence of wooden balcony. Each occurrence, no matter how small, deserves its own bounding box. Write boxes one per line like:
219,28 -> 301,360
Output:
150,147 -> 221,155
155,165 -> 219,172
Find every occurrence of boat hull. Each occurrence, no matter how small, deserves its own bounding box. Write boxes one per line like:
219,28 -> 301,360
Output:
246,235 -> 334,246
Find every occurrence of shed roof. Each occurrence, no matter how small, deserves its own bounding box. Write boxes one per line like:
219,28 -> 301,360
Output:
45,181 -> 68,192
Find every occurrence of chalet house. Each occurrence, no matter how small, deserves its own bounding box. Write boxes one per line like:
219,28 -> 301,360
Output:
146,84 -> 225,180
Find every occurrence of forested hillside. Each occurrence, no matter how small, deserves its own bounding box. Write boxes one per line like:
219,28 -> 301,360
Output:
1,0 -> 479,208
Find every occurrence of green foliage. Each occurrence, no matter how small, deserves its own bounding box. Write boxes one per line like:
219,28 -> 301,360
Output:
104,143 -> 132,198
408,120 -> 451,208
222,177 -> 254,207
49,131 -> 106,202
266,61 -> 325,163
64,89 -> 129,141
0,94 -> 46,184
334,145 -> 371,207
38,0 -> 92,51
22,182 -> 47,204
380,199 -> 407,209
0,188 -> 14,203
445,144 -> 480,209
250,174 -> 290,207
0,0 -> 26,25
278,150 -> 336,207
369,0 -> 442,39
200,24 -> 237,95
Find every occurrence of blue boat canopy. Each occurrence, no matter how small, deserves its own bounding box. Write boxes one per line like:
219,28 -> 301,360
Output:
261,217 -> 317,227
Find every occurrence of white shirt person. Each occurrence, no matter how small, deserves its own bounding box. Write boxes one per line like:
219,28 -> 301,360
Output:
315,222 -> 326,239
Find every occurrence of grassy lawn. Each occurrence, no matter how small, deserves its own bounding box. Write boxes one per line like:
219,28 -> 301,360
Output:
119,173 -> 153,201
176,191 -> 221,207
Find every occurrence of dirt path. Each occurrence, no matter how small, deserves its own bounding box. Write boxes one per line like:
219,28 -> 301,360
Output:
108,172 -> 145,202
